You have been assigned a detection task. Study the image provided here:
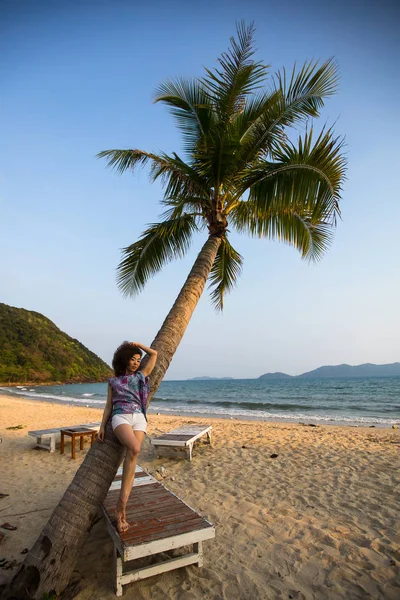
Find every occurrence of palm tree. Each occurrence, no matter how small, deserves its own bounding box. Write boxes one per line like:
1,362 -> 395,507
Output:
98,21 -> 345,398
4,23 -> 345,599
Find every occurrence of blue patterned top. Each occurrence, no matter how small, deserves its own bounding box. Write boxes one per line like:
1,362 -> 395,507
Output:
109,371 -> 150,420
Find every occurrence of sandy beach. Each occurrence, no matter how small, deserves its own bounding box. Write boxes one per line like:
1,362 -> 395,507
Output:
0,394 -> 399,599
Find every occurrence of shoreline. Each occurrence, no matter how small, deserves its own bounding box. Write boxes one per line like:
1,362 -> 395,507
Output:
1,394 -> 399,599
1,389 -> 397,430
0,378 -> 110,387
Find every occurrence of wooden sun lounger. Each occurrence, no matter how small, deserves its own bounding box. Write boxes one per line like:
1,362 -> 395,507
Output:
150,424 -> 212,461
102,465 -> 215,596
28,422 -> 100,452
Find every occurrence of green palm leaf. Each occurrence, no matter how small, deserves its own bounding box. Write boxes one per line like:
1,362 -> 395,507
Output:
208,236 -> 243,310
97,148 -> 209,203
232,59 -> 339,170
96,148 -> 158,174
155,79 -> 214,156
202,21 -> 268,121
230,200 -> 333,260
117,214 -> 198,296
150,152 -> 210,203
272,58 -> 339,126
239,127 -> 345,222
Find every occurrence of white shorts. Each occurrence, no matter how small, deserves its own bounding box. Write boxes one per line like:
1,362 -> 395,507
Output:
111,412 -> 147,433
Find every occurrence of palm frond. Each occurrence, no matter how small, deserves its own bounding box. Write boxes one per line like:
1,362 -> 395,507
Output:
155,79 -> 214,155
202,21 -> 268,122
97,148 -> 209,204
160,195 -> 208,220
238,127 -> 346,223
208,236 -> 243,311
96,148 -> 159,174
230,200 -> 333,261
206,58 -> 339,191
231,59 -> 339,168
117,214 -> 198,296
150,152 -> 210,203
275,58 -> 339,123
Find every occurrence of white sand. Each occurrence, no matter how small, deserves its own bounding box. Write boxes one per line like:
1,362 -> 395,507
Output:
0,395 -> 399,599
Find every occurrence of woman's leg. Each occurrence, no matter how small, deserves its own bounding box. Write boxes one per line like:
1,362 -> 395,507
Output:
113,424 -> 145,532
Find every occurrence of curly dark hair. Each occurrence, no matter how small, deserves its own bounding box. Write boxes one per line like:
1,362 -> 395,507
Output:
112,341 -> 143,376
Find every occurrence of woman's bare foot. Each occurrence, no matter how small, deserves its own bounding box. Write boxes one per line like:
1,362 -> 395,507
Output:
116,501 -> 129,532
116,513 -> 130,532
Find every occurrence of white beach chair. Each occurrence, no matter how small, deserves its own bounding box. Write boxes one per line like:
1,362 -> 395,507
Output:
150,424 -> 212,461
28,422 -> 100,452
102,465 -> 215,596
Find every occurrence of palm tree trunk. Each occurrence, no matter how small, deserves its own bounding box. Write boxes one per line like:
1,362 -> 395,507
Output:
2,419 -> 125,599
3,234 -> 221,599
144,234 -> 222,401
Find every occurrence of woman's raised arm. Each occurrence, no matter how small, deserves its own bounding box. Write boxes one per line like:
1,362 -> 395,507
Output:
133,342 -> 158,377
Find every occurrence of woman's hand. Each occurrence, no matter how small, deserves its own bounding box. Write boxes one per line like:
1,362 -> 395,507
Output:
132,342 -> 158,356
98,425 -> 105,442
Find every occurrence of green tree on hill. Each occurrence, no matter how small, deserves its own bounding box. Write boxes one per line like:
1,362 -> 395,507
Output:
4,23 -> 346,598
0,303 -> 112,384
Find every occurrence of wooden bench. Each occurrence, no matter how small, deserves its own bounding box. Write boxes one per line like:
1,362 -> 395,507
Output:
102,465 -> 215,596
28,422 -> 100,452
150,424 -> 212,461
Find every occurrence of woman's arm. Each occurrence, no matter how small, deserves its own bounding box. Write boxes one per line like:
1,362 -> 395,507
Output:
133,342 -> 158,377
98,384 -> 113,442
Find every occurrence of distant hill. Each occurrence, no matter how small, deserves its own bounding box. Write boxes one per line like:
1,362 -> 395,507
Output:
259,362 -> 400,380
258,372 -> 291,380
297,363 -> 400,379
0,303 -> 112,384
188,376 -> 235,381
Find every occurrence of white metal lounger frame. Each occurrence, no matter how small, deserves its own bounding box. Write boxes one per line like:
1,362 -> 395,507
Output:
102,466 -> 215,596
150,425 -> 212,461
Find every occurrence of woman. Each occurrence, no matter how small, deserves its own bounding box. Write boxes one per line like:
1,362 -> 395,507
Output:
98,340 -> 158,532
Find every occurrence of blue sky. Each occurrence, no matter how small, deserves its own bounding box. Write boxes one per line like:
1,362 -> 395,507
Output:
1,0 -> 399,379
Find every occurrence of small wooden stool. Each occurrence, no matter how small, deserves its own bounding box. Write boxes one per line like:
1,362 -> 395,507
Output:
60,427 -> 97,459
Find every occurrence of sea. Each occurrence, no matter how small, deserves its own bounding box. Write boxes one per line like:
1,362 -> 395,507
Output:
1,377 -> 400,428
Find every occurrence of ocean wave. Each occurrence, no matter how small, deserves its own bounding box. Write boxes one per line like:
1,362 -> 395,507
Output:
2,384 -> 399,428
0,387 -> 105,406
152,396 -> 400,415
149,404 -> 400,426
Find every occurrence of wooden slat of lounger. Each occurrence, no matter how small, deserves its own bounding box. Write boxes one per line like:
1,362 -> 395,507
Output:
122,506 -> 208,532
113,471 -> 148,482
116,465 -> 144,476
110,466 -> 158,490
105,491 -> 206,526
105,491 -> 201,522
124,512 -> 209,536
28,422 -> 101,436
123,515 -> 211,545
110,475 -> 155,490
28,428 -> 61,436
168,425 -> 210,432
123,520 -> 211,546
103,484 -> 171,511
104,485 -> 210,529
104,486 -> 211,546
152,434 -> 195,443
151,425 -> 212,449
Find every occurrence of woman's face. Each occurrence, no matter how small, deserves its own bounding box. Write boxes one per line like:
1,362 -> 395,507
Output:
127,354 -> 141,374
